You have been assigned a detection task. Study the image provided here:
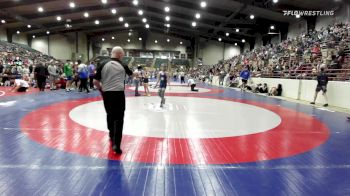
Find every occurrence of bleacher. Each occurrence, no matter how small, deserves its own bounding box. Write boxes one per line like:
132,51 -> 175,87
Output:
154,58 -> 169,67
171,59 -> 190,67
122,56 -> 132,66
203,22 -> 350,82
132,57 -> 153,67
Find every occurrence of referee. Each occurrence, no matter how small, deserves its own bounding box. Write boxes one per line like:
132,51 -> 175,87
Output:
94,46 -> 133,154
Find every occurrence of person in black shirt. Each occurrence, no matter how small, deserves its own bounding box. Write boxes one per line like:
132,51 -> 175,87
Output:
0,63 -> 3,74
34,63 -> 48,91
310,68 -> 329,107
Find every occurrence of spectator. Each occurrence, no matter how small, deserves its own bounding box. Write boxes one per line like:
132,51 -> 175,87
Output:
0,63 -> 3,74
188,77 -> 199,92
88,61 -> 96,89
269,84 -> 283,96
239,66 -> 251,91
1,68 -> 12,86
34,63 -> 48,91
77,60 -> 90,93
180,70 -> 185,84
48,63 -> 58,90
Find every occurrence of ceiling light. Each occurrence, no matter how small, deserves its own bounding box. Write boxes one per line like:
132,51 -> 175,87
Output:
166,23 -> 170,28
235,43 -> 237,46
124,23 -> 129,28
101,0 -> 107,4
218,37 -> 222,42
138,10 -> 143,15
69,2 -> 75,8
112,36 -> 115,40
132,0 -> 138,6
46,31 -> 50,34
272,0 -> 278,3
155,40 -> 158,43
118,17 -> 124,22
180,41 -> 183,45
191,21 -> 197,27
250,14 -> 255,19
270,25 -> 275,30
1,20 -> 5,24
38,7 -> 44,12
195,13 -> 201,19
84,12 -> 89,18
145,24 -> 150,28
167,39 -> 170,42
165,16 -> 170,21
95,20 -> 100,25
129,29 -> 133,32
296,14 -> 301,18
27,24 -> 31,28
111,9 -> 117,14
16,31 -> 20,34
242,39 -> 246,43
226,32 -> 229,36
200,1 -> 207,8
164,6 -> 170,12
102,38 -> 105,41
128,32 -> 132,36
127,39 -> 130,42
32,35 -> 36,38
236,28 -> 239,32
56,16 -> 62,21
142,18 -> 147,23
139,37 -> 142,41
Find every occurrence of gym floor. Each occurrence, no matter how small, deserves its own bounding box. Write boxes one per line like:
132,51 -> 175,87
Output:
0,82 -> 349,196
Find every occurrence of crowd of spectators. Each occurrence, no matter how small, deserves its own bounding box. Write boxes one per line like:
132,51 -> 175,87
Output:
0,41 -> 58,88
0,41 -> 98,93
193,22 -> 350,90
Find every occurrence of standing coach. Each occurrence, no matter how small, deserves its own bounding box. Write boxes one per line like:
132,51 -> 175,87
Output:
93,46 -> 133,154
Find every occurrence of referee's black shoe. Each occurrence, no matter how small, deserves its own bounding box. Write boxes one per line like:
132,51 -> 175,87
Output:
112,145 -> 123,154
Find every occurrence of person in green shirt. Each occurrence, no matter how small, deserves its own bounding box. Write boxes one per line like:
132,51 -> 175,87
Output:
64,60 -> 73,92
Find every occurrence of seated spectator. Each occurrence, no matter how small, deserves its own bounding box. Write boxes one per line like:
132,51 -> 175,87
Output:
1,68 -> 12,86
269,84 -> 283,96
330,55 -> 342,75
55,76 -> 67,89
256,83 -> 268,93
188,77 -> 199,92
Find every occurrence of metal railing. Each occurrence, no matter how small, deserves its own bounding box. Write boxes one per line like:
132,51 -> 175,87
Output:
254,69 -> 350,81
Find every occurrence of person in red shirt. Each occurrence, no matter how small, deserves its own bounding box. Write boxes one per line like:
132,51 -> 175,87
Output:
311,44 -> 321,62
55,76 -> 66,89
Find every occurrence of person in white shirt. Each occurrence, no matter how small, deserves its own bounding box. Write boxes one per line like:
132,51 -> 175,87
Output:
180,71 -> 185,84
188,77 -> 199,92
9,76 -> 30,92
48,64 -> 58,90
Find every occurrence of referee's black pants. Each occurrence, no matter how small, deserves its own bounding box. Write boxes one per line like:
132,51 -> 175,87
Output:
102,91 -> 125,149
37,76 -> 46,91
